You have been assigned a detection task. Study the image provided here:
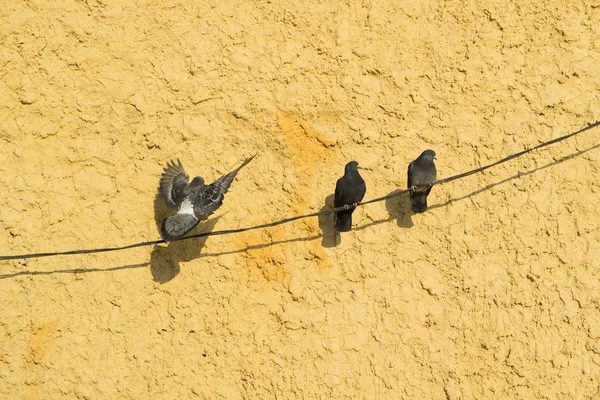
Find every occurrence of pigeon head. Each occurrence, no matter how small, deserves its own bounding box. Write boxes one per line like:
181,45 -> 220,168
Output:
189,176 -> 205,188
344,161 -> 361,175
419,150 -> 436,162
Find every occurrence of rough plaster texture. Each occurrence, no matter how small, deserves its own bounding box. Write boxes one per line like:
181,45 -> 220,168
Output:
1,0 -> 600,398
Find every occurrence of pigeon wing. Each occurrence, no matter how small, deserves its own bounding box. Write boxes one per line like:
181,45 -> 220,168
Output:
425,164 -> 436,195
355,175 -> 366,203
334,177 -> 345,208
214,154 -> 256,196
193,155 -> 256,217
160,159 -> 189,212
429,164 -> 437,182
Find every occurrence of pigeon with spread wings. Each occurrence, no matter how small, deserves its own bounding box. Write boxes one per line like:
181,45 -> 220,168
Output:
159,155 -> 256,241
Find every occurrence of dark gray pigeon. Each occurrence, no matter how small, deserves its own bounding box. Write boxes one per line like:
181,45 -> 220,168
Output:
334,161 -> 366,232
159,155 -> 256,241
407,149 -> 437,213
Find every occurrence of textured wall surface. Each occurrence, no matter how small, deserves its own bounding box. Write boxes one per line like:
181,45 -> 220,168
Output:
1,0 -> 600,398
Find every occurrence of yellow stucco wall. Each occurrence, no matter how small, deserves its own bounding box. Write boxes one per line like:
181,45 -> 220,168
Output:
1,0 -> 599,398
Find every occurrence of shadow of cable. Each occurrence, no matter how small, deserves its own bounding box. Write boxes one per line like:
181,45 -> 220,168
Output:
352,217 -> 394,232
201,234 -> 323,258
429,142 -> 600,211
318,194 -> 340,248
0,262 -> 149,280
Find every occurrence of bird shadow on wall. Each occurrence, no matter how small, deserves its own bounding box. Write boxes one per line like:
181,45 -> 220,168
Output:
384,189 -> 415,228
318,194 -> 340,248
150,193 -> 220,284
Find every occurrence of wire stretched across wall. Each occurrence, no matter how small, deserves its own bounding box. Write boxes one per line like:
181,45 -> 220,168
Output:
0,120 -> 599,262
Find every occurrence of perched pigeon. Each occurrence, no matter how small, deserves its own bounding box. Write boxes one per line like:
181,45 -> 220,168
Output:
334,161 -> 366,232
407,149 -> 437,213
159,155 -> 256,241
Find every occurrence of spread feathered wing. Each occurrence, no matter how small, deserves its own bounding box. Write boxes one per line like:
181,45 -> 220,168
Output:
334,178 -> 352,232
160,159 -> 189,212
193,155 -> 256,217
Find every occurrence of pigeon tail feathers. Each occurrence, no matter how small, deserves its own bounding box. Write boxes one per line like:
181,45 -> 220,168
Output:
334,210 -> 353,232
411,194 -> 428,213
160,214 -> 199,241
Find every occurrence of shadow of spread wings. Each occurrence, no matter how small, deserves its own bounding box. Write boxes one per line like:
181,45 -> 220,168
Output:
193,155 -> 256,218
160,159 -> 189,212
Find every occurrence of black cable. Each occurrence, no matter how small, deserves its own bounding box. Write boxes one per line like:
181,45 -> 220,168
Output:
1,120 -> 598,261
